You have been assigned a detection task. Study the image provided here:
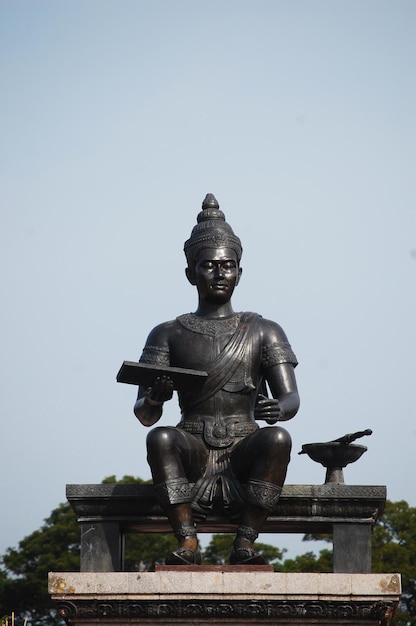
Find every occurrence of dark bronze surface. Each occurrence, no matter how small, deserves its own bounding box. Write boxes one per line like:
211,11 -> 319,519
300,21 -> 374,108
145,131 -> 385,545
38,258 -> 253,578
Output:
299,429 -> 373,484
121,193 -> 301,564
117,361 -> 208,391
67,482 -> 386,531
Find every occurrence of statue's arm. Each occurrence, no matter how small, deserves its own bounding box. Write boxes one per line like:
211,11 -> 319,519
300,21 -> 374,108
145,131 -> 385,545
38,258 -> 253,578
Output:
260,362 -> 300,422
255,320 -> 300,423
133,324 -> 174,427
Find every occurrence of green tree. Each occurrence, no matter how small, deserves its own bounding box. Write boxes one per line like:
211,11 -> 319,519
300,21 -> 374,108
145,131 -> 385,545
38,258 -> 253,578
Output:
0,500 -> 78,625
277,548 -> 333,573
371,500 -> 416,625
298,500 -> 416,625
0,476 -> 176,625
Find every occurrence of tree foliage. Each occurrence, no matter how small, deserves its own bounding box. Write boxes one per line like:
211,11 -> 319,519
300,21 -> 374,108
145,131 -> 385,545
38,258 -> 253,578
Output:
0,501 -> 79,624
0,476 -> 176,625
277,548 -> 333,573
371,500 -> 416,625
299,500 -> 416,625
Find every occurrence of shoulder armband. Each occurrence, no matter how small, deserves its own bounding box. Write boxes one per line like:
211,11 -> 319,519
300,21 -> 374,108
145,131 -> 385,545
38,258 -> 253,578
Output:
261,341 -> 298,369
140,345 -> 170,367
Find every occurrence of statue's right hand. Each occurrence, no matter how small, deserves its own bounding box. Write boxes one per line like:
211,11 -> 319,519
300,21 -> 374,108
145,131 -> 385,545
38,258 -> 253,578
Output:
144,376 -> 174,406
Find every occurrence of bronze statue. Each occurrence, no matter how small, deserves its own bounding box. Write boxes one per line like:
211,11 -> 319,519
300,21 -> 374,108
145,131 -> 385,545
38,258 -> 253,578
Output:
133,194 -> 300,565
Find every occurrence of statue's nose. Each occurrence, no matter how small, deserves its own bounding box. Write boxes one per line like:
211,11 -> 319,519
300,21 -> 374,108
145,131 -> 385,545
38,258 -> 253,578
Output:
214,264 -> 225,278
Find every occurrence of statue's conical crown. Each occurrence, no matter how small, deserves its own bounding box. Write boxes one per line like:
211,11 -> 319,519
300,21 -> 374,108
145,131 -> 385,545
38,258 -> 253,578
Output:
184,194 -> 242,264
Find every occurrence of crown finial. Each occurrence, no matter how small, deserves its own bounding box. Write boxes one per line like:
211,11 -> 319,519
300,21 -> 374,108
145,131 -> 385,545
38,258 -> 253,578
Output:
202,193 -> 219,210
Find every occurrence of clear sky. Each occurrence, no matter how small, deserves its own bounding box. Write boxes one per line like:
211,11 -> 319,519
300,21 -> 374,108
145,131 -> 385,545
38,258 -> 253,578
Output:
1,1 -> 415,560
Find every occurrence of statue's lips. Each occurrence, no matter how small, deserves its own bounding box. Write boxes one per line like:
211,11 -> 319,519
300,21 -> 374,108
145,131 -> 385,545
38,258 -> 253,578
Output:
210,283 -> 228,289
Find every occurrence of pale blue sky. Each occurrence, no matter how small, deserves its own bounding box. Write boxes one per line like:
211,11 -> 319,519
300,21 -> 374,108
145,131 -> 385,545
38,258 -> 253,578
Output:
1,1 -> 415,559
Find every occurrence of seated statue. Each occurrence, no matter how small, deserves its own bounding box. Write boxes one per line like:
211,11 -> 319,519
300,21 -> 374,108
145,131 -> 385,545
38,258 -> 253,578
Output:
134,194 -> 300,565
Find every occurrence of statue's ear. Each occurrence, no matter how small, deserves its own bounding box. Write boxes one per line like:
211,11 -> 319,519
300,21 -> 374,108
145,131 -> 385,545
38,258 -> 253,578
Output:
185,266 -> 196,285
236,266 -> 243,285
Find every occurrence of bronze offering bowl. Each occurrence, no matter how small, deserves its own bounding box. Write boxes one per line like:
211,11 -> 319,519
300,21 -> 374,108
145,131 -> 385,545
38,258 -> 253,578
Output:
299,429 -> 372,484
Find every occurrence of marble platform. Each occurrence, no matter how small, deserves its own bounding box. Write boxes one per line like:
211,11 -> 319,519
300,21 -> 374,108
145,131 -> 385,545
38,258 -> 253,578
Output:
49,570 -> 401,625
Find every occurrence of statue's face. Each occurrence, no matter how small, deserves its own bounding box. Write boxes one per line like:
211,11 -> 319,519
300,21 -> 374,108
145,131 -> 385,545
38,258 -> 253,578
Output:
187,247 -> 242,304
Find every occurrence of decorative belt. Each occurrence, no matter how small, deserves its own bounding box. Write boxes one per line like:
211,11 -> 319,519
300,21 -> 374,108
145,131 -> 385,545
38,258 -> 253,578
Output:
180,421 -> 258,436
178,419 -> 258,447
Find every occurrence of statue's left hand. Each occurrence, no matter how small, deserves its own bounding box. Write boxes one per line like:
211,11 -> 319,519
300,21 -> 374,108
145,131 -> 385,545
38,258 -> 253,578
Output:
254,394 -> 284,424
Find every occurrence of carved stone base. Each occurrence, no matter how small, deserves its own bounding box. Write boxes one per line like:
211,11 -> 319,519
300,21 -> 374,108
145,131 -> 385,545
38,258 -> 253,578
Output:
49,571 -> 401,625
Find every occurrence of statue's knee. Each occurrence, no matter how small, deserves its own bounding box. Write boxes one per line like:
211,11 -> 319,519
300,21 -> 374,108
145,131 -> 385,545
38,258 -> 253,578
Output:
262,426 -> 292,456
277,426 -> 292,450
146,427 -> 176,456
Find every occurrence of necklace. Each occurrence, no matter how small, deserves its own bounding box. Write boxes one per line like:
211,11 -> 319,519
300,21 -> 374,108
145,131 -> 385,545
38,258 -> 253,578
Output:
176,312 -> 242,337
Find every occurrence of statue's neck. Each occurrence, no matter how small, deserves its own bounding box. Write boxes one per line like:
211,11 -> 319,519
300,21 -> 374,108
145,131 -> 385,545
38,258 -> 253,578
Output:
194,301 -> 236,320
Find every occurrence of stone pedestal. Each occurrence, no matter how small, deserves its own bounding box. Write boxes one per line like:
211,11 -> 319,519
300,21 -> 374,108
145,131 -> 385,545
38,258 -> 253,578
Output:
49,570 -> 401,625
67,483 -> 386,574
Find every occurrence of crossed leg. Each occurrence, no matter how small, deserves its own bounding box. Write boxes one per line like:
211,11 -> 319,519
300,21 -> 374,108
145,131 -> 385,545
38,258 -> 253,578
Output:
146,425 -> 291,564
